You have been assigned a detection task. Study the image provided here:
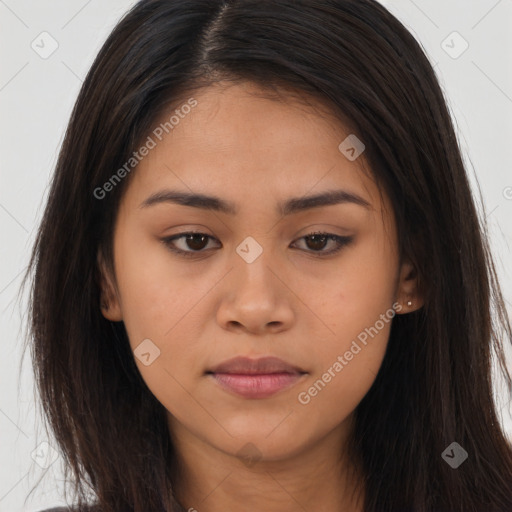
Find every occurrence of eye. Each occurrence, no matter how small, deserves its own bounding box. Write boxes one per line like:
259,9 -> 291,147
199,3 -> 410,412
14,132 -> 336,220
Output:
161,231 -> 353,258
291,231 -> 354,256
161,231 -> 220,258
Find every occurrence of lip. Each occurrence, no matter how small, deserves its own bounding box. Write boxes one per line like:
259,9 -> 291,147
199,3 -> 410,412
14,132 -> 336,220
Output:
206,356 -> 307,399
208,356 -> 306,375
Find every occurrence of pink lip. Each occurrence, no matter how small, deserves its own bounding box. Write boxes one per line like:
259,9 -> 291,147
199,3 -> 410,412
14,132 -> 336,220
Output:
208,355 -> 305,374
206,356 -> 307,399
211,373 -> 304,399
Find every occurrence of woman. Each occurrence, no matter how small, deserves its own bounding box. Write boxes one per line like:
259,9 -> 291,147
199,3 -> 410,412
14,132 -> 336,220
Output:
24,0 -> 512,511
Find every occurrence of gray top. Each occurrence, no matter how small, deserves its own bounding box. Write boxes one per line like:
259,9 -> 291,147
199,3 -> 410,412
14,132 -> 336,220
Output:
38,509 -> 75,512
38,509 -> 73,512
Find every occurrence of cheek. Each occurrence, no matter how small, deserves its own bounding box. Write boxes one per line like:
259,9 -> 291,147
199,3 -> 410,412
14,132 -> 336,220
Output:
113,229 -> 186,342
314,233 -> 398,338
295,236 -> 397,412
113,234 -> 213,400
296,315 -> 392,412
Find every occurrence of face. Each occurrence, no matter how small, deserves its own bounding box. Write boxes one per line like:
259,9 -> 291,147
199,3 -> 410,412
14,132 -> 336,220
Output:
100,81 -> 421,466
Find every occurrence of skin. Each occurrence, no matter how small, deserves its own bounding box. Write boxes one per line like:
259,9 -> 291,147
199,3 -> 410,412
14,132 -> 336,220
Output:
99,81 -> 423,512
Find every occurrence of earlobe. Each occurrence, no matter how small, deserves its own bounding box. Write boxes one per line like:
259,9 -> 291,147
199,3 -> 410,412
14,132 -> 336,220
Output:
97,250 -> 123,321
395,260 -> 424,314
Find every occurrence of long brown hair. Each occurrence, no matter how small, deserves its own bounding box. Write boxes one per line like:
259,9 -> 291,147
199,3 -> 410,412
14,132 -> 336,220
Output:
22,1 -> 512,510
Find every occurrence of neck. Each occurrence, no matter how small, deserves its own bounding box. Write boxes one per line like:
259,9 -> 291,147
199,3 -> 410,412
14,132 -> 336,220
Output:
168,414 -> 365,512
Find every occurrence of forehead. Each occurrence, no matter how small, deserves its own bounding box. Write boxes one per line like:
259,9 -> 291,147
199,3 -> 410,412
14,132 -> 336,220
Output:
164,81 -> 350,154
122,81 -> 382,213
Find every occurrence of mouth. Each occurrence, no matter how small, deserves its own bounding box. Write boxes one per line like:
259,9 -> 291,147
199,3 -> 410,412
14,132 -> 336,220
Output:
206,356 -> 308,399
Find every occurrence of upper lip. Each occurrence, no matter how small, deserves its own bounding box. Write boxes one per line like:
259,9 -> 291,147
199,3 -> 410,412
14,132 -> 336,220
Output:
207,356 -> 306,375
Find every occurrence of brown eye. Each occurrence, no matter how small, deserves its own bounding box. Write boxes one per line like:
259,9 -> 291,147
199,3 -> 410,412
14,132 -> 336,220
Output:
183,233 -> 209,251
304,233 -> 329,251
292,232 -> 354,256
162,232 -> 220,257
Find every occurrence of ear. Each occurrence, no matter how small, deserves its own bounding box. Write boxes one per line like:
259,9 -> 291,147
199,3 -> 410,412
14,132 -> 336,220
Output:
395,259 -> 424,314
97,250 -> 123,321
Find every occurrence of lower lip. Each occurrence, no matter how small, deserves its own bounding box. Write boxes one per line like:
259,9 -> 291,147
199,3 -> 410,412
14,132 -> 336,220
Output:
210,372 -> 304,399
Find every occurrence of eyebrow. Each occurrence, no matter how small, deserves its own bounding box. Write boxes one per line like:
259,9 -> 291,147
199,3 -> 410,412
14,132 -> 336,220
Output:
139,188 -> 371,216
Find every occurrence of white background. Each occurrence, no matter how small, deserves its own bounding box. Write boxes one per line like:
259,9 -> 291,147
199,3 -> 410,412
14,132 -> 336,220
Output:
1,1 -> 511,510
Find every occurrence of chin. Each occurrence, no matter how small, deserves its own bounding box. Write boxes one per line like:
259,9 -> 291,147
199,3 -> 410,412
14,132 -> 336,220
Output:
212,422 -> 313,462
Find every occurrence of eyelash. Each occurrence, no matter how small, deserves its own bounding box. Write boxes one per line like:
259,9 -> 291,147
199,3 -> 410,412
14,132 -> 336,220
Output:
161,231 -> 353,259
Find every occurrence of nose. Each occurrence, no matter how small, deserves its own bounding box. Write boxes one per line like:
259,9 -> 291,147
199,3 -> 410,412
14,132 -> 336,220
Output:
216,249 -> 295,335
